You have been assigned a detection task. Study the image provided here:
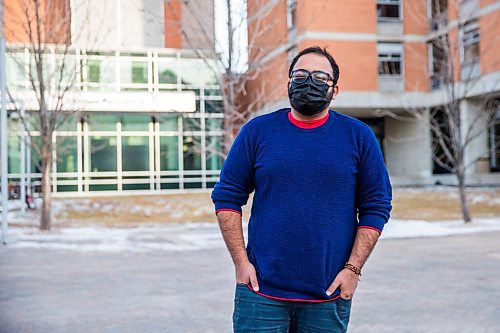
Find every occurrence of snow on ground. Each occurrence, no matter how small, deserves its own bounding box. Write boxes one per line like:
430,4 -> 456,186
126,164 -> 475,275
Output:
3,217 -> 500,253
379,217 -> 500,239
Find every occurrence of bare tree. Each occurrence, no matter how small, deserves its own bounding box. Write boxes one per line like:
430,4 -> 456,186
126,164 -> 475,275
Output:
161,0 -> 288,162
4,0 -> 106,230
376,0 -> 500,223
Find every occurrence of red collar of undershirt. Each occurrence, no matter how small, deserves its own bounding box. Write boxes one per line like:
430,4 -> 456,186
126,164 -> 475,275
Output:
287,110 -> 330,129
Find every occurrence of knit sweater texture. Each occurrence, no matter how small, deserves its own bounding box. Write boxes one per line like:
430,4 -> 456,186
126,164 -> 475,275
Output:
211,108 -> 393,302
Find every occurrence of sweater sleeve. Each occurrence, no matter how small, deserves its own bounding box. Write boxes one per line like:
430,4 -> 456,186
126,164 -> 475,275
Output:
210,122 -> 256,215
355,127 -> 393,233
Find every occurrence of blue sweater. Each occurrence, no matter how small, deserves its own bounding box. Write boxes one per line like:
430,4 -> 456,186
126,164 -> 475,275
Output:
211,108 -> 392,302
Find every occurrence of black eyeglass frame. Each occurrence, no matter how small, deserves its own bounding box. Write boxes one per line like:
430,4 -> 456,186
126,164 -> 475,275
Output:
289,69 -> 335,87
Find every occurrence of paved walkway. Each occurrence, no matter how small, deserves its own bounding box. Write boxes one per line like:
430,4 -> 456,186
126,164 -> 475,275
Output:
1,231 -> 499,333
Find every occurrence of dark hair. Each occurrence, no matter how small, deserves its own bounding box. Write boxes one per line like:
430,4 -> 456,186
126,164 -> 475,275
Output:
288,46 -> 340,86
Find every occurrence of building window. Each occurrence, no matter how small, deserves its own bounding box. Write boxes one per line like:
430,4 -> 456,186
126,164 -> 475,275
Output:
429,0 -> 448,30
489,99 -> 500,172
287,0 -> 297,31
430,0 -> 448,16
377,0 -> 401,21
428,35 -> 448,89
430,107 -> 454,174
461,19 -> 480,65
378,43 -> 403,76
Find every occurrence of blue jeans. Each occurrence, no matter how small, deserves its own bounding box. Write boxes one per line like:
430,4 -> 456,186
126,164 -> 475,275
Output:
233,282 -> 352,333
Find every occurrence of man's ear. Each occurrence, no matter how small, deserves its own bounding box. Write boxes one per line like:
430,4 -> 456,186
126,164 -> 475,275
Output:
331,85 -> 339,99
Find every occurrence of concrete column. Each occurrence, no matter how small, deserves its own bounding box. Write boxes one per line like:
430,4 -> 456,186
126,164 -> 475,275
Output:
460,99 -> 489,177
384,110 -> 432,179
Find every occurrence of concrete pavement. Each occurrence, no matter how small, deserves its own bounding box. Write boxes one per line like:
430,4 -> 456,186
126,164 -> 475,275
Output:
1,231 -> 499,332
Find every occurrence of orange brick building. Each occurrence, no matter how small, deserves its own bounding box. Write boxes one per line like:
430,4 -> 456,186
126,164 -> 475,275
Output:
245,0 -> 500,185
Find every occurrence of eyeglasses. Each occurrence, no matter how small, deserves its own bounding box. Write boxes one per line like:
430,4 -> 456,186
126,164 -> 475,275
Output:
289,69 -> 334,87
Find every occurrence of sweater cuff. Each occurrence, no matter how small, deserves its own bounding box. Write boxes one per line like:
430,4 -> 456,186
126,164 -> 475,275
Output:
358,214 -> 387,233
214,201 -> 243,215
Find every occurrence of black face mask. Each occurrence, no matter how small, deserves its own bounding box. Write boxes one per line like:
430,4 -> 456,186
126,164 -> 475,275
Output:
288,76 -> 333,116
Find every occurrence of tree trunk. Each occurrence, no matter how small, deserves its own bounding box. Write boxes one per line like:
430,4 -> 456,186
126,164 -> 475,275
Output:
457,171 -> 471,223
40,144 -> 52,230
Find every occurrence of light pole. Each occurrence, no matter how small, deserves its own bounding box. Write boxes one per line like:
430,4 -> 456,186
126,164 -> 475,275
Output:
0,0 -> 10,245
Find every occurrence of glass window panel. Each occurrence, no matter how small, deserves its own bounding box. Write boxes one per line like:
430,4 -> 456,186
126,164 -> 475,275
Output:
86,56 -> 116,91
122,136 -> 149,171
132,61 -> 148,84
206,118 -> 222,131
120,59 -> 149,90
161,183 -> 180,189
56,137 -> 78,173
87,59 -> 101,82
57,185 -> 78,192
183,136 -> 202,170
120,114 -> 151,131
160,136 -> 179,171
378,60 -> 401,75
464,43 -> 479,63
431,0 -> 448,16
56,114 -> 79,131
6,53 -> 26,87
431,107 -> 454,174
88,113 -> 119,131
90,184 -> 117,191
27,53 -> 51,87
184,182 -> 202,189
158,114 -> 178,131
178,58 -> 219,86
205,88 -> 222,97
377,4 -> 400,19
158,57 -> 178,84
492,122 -> 500,170
206,181 -> 217,189
30,136 -> 42,174
90,136 -> 117,172
206,100 -> 223,113
182,117 -> 201,131
8,119 -> 20,174
123,183 -> 150,190
55,54 -> 78,90
206,136 -> 224,171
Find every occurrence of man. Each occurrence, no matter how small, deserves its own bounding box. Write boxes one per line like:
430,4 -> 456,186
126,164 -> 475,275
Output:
211,46 -> 392,332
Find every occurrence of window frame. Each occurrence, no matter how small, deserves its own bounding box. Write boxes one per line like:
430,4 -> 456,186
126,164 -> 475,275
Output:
377,42 -> 404,77
460,19 -> 480,66
377,0 -> 402,22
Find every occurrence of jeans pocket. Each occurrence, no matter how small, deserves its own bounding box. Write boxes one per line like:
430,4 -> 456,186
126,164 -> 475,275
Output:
335,296 -> 352,323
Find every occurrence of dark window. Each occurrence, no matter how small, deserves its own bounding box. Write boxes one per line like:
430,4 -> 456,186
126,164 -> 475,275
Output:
428,35 -> 448,89
462,20 -> 480,65
430,107 -> 454,174
378,43 -> 403,76
488,98 -> 500,172
377,0 -> 400,20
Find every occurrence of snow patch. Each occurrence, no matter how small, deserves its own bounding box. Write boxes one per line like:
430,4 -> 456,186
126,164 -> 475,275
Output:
3,218 -> 500,253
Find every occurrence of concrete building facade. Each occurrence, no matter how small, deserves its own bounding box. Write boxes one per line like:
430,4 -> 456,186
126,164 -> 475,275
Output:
245,0 -> 500,186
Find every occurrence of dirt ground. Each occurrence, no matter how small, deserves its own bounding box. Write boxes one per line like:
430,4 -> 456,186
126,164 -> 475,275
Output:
10,186 -> 491,228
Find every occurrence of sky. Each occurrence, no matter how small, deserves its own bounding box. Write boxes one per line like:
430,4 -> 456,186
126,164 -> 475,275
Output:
214,0 -> 248,72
